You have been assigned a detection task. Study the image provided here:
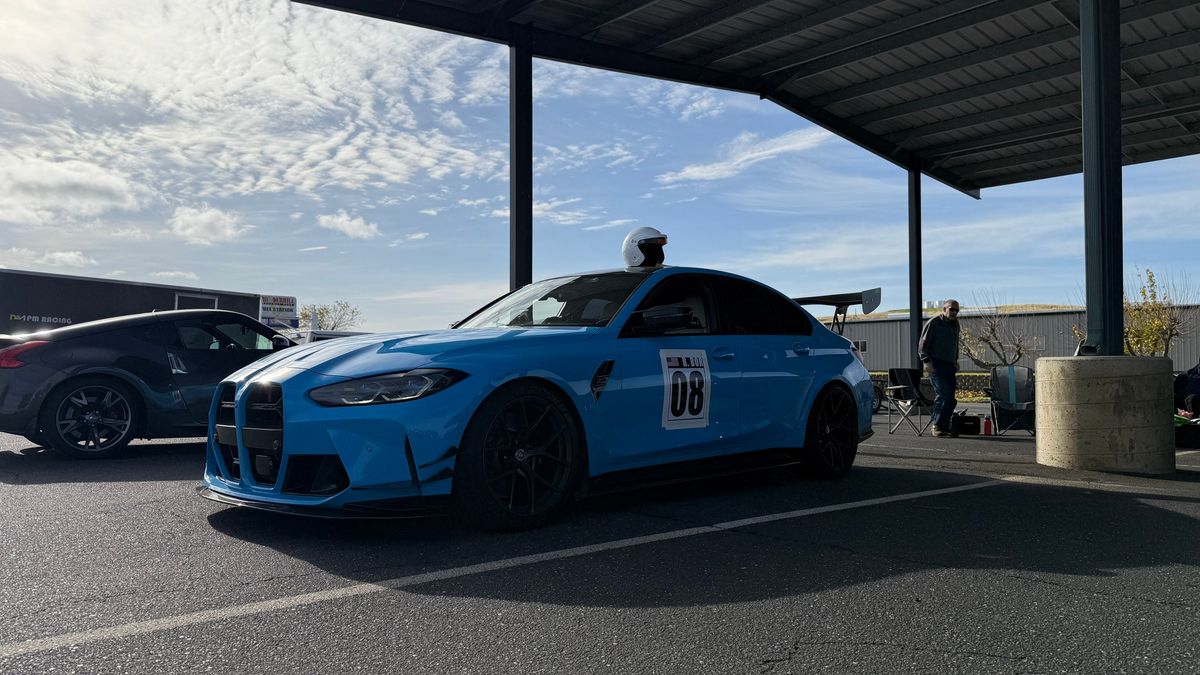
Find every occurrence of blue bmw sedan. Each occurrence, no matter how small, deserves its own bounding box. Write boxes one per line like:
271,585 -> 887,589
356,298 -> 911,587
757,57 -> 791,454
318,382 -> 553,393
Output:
198,266 -> 874,529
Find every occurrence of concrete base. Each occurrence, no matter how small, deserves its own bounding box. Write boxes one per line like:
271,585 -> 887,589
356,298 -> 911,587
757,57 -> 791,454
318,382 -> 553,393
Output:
1036,356 -> 1175,474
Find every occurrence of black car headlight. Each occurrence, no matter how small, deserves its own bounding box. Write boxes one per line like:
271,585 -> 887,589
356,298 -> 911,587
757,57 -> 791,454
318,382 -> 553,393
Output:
307,369 -> 468,407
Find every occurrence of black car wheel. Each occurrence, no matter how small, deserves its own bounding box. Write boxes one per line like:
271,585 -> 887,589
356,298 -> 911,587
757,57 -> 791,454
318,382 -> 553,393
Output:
804,385 -> 859,479
40,378 -> 141,459
453,382 -> 582,530
871,383 -> 884,414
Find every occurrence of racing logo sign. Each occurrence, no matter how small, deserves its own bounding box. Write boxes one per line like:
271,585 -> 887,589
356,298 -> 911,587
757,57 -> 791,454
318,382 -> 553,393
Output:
660,349 -> 709,429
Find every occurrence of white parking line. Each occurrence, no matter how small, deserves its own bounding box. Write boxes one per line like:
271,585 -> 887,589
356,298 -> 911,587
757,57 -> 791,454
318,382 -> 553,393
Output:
0,480 -> 1002,660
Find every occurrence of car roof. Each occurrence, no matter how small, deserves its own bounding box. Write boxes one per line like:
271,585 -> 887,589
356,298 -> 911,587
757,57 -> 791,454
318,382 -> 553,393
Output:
0,309 -> 261,341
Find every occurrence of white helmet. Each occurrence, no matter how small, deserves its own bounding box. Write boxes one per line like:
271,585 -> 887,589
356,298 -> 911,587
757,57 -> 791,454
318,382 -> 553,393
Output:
622,226 -> 668,267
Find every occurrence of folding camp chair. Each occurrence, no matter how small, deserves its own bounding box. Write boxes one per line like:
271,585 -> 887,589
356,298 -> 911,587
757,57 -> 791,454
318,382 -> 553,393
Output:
986,365 -> 1035,436
886,368 -> 935,436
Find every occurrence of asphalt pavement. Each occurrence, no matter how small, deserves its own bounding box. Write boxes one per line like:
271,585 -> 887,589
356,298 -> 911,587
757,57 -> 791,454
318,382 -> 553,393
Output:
1,416 -> 1198,674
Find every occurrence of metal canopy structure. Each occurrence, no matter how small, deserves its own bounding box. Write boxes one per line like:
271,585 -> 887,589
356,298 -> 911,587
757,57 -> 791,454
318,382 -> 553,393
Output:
295,0 -> 1196,361
297,0 -> 1200,198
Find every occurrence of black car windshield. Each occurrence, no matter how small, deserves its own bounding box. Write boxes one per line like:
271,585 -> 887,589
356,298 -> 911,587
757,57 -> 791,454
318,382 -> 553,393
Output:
456,272 -> 648,329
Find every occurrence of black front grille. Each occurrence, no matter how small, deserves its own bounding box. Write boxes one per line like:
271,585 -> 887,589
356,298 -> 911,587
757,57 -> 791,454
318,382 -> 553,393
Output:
216,384 -> 235,425
245,383 -> 283,428
217,441 -> 240,479
243,383 -> 284,486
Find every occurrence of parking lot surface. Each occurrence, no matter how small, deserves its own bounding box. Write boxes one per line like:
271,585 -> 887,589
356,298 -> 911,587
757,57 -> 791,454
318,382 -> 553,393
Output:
1,416 -> 1198,674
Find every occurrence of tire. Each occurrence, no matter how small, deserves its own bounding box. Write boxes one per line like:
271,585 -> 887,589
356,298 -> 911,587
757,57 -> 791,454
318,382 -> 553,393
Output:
452,381 -> 583,530
39,377 -> 142,459
871,383 -> 884,415
803,385 -> 859,479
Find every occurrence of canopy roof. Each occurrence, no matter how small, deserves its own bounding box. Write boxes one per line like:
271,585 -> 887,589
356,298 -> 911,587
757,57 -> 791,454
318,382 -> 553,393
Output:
298,0 -> 1200,197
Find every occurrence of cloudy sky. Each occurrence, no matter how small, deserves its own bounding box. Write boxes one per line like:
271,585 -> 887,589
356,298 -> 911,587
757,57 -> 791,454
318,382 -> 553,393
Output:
2,0 -> 1197,331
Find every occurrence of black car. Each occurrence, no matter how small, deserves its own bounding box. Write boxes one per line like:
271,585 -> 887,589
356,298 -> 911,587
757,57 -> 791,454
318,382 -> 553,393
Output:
0,309 -> 292,458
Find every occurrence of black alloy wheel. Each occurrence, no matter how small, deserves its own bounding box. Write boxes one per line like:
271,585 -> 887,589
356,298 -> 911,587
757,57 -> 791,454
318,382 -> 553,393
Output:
804,386 -> 859,478
41,378 -> 140,459
454,382 -> 581,530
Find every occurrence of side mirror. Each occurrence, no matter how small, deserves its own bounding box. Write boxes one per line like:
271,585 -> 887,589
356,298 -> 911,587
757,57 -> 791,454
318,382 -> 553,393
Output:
633,304 -> 694,334
271,335 -> 292,351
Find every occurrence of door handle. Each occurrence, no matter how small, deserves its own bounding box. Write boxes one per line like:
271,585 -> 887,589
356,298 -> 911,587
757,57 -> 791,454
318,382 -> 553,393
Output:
792,343 -> 811,355
712,347 -> 736,360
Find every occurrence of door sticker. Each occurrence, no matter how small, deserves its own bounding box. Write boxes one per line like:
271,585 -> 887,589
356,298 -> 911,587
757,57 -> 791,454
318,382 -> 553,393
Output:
660,349 -> 710,429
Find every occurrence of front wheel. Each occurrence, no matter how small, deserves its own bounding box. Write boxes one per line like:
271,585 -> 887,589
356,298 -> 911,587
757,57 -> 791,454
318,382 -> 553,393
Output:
453,382 -> 583,530
804,386 -> 859,479
39,378 -> 141,459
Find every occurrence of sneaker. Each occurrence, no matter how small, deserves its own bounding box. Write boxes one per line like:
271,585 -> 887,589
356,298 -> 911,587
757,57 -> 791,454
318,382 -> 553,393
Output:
931,427 -> 957,438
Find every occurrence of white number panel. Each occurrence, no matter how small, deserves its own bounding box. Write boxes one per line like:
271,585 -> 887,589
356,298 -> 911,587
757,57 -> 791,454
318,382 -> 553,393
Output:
660,349 -> 710,430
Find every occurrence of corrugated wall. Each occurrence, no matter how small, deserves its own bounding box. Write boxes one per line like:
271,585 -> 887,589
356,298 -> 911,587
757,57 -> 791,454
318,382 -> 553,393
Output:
843,306 -> 1200,373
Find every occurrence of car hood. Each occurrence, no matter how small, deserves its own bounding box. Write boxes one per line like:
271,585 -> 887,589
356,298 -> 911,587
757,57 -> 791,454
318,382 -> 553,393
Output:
229,327 -> 597,381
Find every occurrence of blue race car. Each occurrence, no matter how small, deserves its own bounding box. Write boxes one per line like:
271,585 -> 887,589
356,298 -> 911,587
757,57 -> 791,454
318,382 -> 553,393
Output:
198,266 -> 874,529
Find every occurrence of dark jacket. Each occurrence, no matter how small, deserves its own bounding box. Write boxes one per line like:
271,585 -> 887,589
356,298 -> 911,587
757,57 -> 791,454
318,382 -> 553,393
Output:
1176,362 -> 1200,397
918,314 -> 961,365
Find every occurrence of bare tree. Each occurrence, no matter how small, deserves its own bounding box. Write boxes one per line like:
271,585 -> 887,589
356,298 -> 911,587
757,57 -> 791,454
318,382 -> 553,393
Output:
959,291 -> 1036,369
299,301 -> 363,331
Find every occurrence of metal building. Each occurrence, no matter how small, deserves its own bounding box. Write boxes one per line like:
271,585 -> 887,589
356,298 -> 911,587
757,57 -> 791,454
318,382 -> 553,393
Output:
842,305 -> 1200,373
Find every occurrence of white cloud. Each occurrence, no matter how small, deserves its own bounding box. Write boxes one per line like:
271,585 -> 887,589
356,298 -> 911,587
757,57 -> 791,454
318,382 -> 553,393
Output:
0,155 -> 139,226
537,142 -> 643,175
656,128 -> 832,184
0,247 -> 97,268
317,210 -> 380,239
299,245 -> 328,252
104,270 -> 127,277
418,208 -> 442,216
0,0 -> 505,208
583,218 -> 637,231
388,232 -> 431,247
152,271 -> 198,281
168,206 -> 251,245
491,197 -> 597,226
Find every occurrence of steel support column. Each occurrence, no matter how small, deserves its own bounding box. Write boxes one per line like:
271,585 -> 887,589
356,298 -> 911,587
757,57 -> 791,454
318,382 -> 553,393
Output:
1079,0 -> 1123,355
510,24 -> 533,291
908,168 -> 922,369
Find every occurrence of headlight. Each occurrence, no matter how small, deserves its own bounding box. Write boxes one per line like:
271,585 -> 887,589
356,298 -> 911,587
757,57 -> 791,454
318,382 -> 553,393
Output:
307,369 -> 467,407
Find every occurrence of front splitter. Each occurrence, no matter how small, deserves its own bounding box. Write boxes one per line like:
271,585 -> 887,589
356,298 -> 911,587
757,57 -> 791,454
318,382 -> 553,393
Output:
196,485 -> 447,519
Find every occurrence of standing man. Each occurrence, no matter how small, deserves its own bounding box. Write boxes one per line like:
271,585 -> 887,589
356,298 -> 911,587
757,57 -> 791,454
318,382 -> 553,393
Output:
918,299 -> 961,437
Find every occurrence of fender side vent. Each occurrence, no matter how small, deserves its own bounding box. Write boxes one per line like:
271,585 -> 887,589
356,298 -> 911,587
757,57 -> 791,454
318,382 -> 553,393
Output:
591,360 -> 615,401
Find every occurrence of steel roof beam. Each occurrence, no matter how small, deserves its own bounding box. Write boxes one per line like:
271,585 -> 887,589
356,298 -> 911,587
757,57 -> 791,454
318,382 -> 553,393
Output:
973,139 -> 1200,187
809,26 -> 1076,108
629,0 -> 779,53
926,92 -> 1200,159
760,0 -> 1046,87
956,123 -> 1200,176
688,0 -> 882,67
851,25 -> 1200,127
891,62 -> 1200,146
566,0 -> 662,38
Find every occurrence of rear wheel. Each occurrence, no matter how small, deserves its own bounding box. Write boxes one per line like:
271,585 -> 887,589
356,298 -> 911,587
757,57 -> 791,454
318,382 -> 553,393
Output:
453,382 -> 582,530
804,386 -> 858,478
39,377 -> 141,459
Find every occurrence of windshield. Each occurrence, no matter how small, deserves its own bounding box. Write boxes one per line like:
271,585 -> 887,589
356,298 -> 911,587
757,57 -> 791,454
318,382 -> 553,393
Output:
456,272 -> 649,329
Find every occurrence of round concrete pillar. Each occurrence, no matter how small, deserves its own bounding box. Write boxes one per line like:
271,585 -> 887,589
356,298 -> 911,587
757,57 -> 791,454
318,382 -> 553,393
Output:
1036,356 -> 1175,474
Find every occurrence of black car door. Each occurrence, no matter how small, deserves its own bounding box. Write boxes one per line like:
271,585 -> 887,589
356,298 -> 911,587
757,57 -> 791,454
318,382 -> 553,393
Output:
165,316 -> 277,423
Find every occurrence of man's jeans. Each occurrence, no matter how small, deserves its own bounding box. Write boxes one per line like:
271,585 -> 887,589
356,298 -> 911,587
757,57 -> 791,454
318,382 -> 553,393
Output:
928,360 -> 958,430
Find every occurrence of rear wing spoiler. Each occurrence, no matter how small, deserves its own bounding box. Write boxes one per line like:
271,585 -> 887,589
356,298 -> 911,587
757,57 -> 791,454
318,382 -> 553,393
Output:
792,288 -> 881,336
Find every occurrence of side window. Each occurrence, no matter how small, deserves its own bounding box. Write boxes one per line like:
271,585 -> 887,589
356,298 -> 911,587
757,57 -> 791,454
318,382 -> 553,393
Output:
213,321 -> 273,350
712,278 -> 813,336
174,319 -> 274,351
622,276 -> 711,336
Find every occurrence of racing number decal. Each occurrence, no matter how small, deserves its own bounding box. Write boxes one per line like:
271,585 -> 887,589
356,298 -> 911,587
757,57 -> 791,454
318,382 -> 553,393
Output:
660,349 -> 710,429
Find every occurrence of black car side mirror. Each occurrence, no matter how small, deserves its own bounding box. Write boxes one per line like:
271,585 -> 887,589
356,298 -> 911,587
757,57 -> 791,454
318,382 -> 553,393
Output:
271,335 -> 293,351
